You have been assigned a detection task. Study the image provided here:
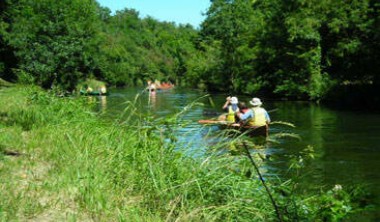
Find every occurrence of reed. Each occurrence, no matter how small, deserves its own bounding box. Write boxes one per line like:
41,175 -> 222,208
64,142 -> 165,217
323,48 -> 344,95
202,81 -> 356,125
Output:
0,86 -> 369,221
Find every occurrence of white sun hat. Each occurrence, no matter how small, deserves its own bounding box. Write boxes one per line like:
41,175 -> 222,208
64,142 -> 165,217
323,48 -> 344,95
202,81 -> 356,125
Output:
250,97 -> 262,106
230,96 -> 238,104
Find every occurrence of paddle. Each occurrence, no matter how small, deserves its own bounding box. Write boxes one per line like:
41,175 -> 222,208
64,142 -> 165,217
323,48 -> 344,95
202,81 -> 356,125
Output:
198,119 -> 227,124
267,108 -> 278,113
198,120 -> 242,127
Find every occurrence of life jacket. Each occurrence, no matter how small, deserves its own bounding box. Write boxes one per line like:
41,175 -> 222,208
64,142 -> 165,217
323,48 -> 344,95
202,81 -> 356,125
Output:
100,86 -> 107,94
86,87 -> 93,93
226,105 -> 239,122
247,107 -> 267,127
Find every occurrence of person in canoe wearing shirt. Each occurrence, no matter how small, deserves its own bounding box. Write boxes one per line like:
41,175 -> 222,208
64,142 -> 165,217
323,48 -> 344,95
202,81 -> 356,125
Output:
238,97 -> 270,136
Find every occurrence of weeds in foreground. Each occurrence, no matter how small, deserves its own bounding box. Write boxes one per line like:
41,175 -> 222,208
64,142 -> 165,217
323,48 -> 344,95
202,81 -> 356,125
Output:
0,86 -> 372,221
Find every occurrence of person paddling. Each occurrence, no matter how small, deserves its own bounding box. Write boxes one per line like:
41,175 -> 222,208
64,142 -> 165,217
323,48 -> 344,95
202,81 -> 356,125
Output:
238,97 -> 270,136
238,102 -> 249,114
220,96 -> 239,123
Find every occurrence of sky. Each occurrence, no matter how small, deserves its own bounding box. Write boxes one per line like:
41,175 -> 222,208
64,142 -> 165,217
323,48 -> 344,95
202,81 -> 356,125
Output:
96,0 -> 211,28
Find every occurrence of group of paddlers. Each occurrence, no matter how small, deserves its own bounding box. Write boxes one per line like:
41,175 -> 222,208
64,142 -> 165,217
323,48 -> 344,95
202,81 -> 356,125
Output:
82,84 -> 107,95
219,96 -> 271,136
147,80 -> 175,94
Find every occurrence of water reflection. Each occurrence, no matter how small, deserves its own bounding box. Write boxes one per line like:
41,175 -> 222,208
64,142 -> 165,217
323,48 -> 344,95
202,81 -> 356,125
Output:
100,95 -> 107,112
148,91 -> 157,108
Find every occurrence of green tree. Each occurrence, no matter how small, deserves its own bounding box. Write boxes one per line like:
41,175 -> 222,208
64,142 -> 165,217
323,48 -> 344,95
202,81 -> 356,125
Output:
199,0 -> 377,101
0,0 -> 17,82
3,0 -> 101,90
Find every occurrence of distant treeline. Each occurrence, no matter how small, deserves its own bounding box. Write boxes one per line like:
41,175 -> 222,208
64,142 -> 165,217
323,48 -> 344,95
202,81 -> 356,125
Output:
1,0 -> 379,102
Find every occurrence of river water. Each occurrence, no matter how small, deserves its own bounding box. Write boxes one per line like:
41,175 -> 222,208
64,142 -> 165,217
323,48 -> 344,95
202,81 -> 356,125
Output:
95,87 -> 380,220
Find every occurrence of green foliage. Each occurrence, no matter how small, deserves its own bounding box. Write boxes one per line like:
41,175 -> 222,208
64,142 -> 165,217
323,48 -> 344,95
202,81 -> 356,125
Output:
1,0 -> 379,102
92,9 -> 199,87
0,86 -> 93,131
13,69 -> 35,85
0,86 -> 372,221
294,184 -> 373,221
2,0 -> 101,89
199,0 -> 378,101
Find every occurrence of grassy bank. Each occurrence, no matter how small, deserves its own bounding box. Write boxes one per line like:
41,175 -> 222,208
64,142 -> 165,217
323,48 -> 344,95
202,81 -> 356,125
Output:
0,86 -> 369,221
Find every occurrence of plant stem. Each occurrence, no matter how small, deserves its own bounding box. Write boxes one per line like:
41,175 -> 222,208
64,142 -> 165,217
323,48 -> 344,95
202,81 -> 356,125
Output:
242,142 -> 283,222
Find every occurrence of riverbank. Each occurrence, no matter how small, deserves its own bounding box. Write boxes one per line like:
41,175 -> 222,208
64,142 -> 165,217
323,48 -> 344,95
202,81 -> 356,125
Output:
0,86 -> 372,221
322,83 -> 380,111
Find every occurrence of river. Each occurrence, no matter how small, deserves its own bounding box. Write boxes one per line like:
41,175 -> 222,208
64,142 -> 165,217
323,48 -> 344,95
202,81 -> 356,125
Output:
95,87 -> 380,220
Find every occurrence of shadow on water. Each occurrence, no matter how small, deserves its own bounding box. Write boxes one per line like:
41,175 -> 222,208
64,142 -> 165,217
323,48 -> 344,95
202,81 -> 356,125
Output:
93,87 -> 380,220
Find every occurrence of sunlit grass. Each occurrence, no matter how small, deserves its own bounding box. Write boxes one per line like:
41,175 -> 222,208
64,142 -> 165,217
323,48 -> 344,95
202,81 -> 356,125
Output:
0,85 -> 370,221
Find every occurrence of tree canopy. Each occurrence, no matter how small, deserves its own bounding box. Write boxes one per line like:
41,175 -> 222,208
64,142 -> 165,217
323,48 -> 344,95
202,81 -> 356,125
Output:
0,0 -> 379,103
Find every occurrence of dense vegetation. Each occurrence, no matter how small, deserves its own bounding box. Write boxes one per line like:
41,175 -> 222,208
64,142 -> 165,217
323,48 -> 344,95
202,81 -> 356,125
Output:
0,1 -> 377,220
1,0 -> 379,101
0,86 -> 371,221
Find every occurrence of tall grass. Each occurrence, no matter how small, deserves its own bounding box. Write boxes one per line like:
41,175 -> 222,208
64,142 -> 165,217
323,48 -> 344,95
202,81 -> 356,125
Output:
0,86 -> 370,221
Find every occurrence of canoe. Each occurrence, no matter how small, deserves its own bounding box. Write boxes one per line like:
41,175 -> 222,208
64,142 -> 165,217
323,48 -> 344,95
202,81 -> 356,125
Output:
157,85 -> 174,90
198,120 -> 268,137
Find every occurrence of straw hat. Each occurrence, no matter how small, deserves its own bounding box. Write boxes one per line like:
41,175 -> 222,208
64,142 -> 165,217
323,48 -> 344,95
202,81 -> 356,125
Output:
249,97 -> 262,106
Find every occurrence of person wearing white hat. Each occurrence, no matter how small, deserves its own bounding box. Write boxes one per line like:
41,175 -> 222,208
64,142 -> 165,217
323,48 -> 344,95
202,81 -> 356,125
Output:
221,96 -> 240,123
238,97 -> 270,136
146,80 -> 156,94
